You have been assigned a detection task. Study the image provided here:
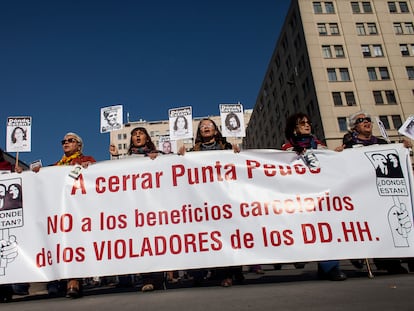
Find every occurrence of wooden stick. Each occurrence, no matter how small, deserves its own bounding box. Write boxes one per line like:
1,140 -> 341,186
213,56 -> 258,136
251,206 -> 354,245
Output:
365,258 -> 374,278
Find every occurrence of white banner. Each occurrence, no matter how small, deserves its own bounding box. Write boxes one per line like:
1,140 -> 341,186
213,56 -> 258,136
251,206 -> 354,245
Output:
1,144 -> 414,284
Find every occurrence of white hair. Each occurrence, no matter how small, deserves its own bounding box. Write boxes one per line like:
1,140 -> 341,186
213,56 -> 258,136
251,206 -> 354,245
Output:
348,111 -> 371,131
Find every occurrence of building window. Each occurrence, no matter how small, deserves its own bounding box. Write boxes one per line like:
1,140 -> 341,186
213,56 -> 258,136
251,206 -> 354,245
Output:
338,117 -> 348,131
345,92 -> 356,106
379,67 -> 390,80
379,116 -> 390,129
313,2 -> 323,13
394,23 -> 403,35
400,44 -> 410,56
388,2 -> 397,13
362,2 -> 372,13
367,67 -> 377,80
391,115 -> 403,129
318,23 -> 327,35
325,2 -> 335,13
340,68 -> 351,81
356,23 -> 366,35
373,91 -> 384,104
322,45 -> 332,58
367,23 -> 377,35
373,45 -> 384,57
362,45 -> 371,57
405,23 -> 414,34
332,92 -> 343,106
389,1 -> 410,13
329,23 -> 339,35
327,68 -> 337,81
334,45 -> 345,57
351,2 -> 360,13
406,66 -> 414,79
385,90 -> 397,104
399,2 -> 409,13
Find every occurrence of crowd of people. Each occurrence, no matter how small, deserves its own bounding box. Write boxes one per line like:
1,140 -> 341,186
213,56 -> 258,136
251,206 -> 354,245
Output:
1,110 -> 413,302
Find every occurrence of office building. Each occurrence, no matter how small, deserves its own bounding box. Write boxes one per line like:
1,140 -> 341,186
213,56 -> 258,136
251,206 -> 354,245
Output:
244,0 -> 414,150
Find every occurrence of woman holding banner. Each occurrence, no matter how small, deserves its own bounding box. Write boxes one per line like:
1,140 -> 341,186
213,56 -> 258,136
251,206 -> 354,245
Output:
178,118 -> 242,287
283,112 -> 347,281
336,111 -> 413,274
110,126 -> 165,292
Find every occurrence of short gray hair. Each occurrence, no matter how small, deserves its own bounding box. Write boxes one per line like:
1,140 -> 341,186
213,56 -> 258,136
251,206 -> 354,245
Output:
64,132 -> 83,152
348,111 -> 371,130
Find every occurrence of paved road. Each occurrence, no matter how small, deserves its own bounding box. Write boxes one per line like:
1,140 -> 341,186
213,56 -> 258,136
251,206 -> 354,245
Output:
2,261 -> 414,311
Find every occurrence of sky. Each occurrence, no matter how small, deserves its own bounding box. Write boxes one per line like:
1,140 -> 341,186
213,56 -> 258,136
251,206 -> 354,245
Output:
0,0 -> 290,165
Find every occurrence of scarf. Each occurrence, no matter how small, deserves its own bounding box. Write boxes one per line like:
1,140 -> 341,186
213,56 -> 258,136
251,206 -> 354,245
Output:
349,131 -> 381,146
56,151 -> 82,166
289,134 -> 318,154
129,146 -> 153,156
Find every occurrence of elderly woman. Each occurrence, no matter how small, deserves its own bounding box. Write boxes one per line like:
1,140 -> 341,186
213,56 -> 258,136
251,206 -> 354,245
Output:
336,111 -> 412,274
45,132 -> 96,298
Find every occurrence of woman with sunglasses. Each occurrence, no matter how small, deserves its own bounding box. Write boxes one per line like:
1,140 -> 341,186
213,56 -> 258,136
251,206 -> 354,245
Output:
282,112 -> 347,281
44,132 -> 96,298
336,111 -> 413,274
336,112 -> 388,150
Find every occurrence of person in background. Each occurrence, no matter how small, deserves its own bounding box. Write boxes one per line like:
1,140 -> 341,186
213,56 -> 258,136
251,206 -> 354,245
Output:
336,111 -> 413,274
178,118 -> 242,287
110,126 -> 165,292
282,112 -> 347,281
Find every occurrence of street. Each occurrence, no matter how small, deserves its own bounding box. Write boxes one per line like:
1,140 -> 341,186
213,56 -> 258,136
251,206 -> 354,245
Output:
2,261 -> 414,311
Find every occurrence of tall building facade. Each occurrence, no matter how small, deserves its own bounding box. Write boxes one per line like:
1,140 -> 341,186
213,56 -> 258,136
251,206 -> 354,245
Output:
244,0 -> 414,150
109,109 -> 252,157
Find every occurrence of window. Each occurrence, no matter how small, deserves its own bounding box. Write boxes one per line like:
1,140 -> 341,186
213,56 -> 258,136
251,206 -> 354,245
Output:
406,66 -> 414,79
332,92 -> 343,106
345,92 -> 356,106
391,115 -> 403,129
373,45 -> 384,57
367,67 -> 377,80
313,2 -> 322,13
379,67 -> 390,80
351,2 -> 360,13
329,23 -> 339,35
373,91 -> 384,104
385,90 -> 397,104
400,44 -> 410,56
388,2 -> 397,13
340,68 -> 351,81
318,23 -> 327,35
379,116 -> 390,129
367,23 -> 377,34
356,23 -> 366,35
327,68 -> 337,81
399,2 -> 409,13
405,23 -> 414,34
334,45 -> 345,57
338,117 -> 348,131
362,45 -> 371,57
325,2 -> 335,13
322,45 -> 332,58
394,23 -> 403,35
362,2 -> 372,13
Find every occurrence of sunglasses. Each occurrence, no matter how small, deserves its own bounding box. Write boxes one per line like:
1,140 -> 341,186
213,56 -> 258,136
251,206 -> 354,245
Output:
354,117 -> 371,125
297,120 -> 312,126
61,138 -> 78,145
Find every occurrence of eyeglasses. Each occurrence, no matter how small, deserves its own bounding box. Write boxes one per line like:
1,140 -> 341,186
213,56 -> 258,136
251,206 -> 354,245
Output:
297,120 -> 312,126
61,138 -> 78,145
354,117 -> 371,125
